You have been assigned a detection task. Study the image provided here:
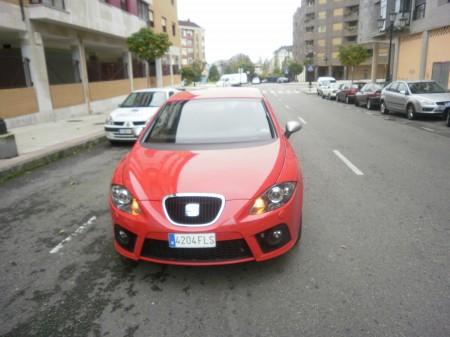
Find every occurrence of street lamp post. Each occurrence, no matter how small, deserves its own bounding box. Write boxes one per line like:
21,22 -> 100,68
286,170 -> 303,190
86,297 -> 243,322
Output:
378,13 -> 408,83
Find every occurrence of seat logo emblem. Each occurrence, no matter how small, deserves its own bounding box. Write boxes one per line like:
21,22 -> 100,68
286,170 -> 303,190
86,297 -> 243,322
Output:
185,203 -> 200,217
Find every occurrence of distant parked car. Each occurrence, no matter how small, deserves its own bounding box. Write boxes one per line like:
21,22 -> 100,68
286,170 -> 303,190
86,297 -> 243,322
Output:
104,88 -> 178,143
380,80 -> 450,120
354,83 -> 383,109
252,77 -> 261,84
316,77 -> 336,96
277,77 -> 289,83
336,82 -> 365,104
321,82 -> 339,100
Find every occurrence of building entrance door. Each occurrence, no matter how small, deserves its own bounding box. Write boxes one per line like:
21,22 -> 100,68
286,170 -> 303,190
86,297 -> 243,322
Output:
431,62 -> 450,89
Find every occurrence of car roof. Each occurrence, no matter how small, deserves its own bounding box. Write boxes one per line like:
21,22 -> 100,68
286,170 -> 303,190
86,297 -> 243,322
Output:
132,87 -> 179,93
168,87 -> 263,102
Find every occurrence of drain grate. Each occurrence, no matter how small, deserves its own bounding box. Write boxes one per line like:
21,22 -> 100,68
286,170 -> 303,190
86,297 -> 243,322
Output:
67,119 -> 82,123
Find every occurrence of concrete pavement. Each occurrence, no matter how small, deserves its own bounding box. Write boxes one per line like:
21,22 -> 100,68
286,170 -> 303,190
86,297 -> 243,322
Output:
0,112 -> 109,182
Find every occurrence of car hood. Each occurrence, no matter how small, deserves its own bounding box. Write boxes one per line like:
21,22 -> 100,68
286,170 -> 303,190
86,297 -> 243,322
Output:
123,140 -> 285,201
413,93 -> 450,102
109,107 -> 159,122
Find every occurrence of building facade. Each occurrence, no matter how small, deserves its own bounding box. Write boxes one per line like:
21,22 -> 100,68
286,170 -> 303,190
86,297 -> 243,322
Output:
0,0 -> 181,128
293,0 -> 388,80
359,0 -> 450,88
272,46 -> 293,73
179,19 -> 206,66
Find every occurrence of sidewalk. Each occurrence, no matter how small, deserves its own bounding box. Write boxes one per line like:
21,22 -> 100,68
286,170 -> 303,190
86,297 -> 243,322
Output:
0,111 -> 109,181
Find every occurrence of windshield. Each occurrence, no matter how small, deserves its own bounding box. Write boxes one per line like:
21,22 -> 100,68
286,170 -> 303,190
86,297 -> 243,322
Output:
144,99 -> 275,144
408,82 -> 446,94
120,92 -> 167,108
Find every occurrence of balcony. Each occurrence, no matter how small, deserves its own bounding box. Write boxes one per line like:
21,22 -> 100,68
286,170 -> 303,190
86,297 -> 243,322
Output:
0,1 -> 27,32
28,1 -> 148,39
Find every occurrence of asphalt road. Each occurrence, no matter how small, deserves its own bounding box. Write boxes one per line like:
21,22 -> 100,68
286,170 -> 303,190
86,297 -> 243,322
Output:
1,84 -> 449,337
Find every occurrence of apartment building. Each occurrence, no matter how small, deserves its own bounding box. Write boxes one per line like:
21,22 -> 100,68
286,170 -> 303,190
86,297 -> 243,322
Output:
293,0 -> 388,80
272,46 -> 293,73
179,19 -> 206,66
0,0 -> 181,128
359,0 -> 450,88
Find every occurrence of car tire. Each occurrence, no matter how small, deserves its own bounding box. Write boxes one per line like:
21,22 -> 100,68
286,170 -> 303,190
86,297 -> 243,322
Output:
407,104 -> 416,120
345,96 -> 350,104
446,111 -> 450,127
366,99 -> 372,110
380,101 -> 389,114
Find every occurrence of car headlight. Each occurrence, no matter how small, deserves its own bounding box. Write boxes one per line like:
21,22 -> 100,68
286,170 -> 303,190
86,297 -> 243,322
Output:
111,185 -> 141,215
417,98 -> 434,105
106,116 -> 114,125
250,182 -> 296,215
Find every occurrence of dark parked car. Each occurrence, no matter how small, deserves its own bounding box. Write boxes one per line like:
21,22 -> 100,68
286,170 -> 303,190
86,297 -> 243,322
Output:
336,82 -> 365,104
354,83 -> 383,109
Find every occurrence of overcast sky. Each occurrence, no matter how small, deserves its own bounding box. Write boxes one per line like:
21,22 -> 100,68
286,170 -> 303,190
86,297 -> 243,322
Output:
177,0 -> 301,64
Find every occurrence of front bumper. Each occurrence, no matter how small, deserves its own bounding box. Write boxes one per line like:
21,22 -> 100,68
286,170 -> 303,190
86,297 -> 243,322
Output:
110,192 -> 303,266
418,103 -> 450,115
104,125 -> 144,141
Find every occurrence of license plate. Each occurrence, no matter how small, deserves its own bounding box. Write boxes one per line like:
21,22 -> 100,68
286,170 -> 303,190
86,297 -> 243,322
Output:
168,233 -> 216,248
119,129 -> 132,135
446,102 -> 450,107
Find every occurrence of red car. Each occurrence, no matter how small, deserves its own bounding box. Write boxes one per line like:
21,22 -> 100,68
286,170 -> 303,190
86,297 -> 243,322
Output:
336,82 -> 366,104
109,88 -> 304,266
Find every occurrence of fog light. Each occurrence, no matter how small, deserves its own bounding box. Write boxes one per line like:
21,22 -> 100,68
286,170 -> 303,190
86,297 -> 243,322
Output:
256,224 -> 291,253
117,229 -> 129,245
114,225 -> 137,252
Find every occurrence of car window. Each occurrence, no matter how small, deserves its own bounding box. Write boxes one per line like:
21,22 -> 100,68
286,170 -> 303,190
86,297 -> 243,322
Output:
169,91 -> 175,97
145,99 -> 275,145
121,92 -> 167,108
389,82 -> 399,92
408,82 -> 446,94
397,83 -> 408,93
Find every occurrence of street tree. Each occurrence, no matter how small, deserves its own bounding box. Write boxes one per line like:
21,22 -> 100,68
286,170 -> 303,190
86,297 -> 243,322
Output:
288,62 -> 304,81
224,54 -> 255,78
208,64 -> 220,82
181,60 -> 205,85
127,27 -> 171,68
338,44 -> 370,82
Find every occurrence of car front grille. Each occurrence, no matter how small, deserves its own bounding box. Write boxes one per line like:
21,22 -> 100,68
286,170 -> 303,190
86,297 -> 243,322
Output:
113,122 -> 125,126
164,195 -> 223,226
141,238 -> 252,262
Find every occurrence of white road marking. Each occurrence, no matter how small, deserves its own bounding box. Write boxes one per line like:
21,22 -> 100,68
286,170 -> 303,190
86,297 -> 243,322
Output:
262,90 -> 267,94
365,111 -> 374,115
421,127 -> 434,132
297,116 -> 307,124
333,150 -> 364,176
285,105 -> 291,110
286,90 -> 292,94
294,90 -> 300,94
50,216 -> 97,254
278,90 -> 284,94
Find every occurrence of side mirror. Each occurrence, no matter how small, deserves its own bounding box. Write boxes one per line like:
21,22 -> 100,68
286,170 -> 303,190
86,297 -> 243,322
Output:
285,121 -> 302,139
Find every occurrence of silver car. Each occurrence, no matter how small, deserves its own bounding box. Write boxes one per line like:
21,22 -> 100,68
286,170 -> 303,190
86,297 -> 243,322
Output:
380,80 -> 450,120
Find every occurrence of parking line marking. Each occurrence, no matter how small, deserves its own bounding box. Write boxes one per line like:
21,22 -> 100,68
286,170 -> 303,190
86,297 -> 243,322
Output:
421,127 -> 434,132
285,105 -> 291,110
333,150 -> 364,176
50,216 -> 97,254
286,90 -> 292,94
298,116 -> 307,124
278,90 -> 284,94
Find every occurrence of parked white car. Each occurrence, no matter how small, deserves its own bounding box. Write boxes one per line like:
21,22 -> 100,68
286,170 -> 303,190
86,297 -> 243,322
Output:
216,73 -> 248,87
104,88 -> 178,143
321,82 -> 340,100
316,76 -> 336,96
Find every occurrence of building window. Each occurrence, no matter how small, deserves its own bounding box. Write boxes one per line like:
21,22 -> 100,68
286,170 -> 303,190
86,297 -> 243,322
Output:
318,25 -> 326,33
120,0 -> 128,11
162,17 -> 167,33
172,22 -> 176,36
333,8 -> 343,16
306,0 -> 315,6
137,0 -> 149,21
171,0 -> 175,5
333,23 -> 343,31
30,0 -> 65,10
0,46 -> 30,89
318,0 -> 327,4
148,10 -> 154,27
318,11 -> 326,19
318,39 -> 326,47
413,0 -> 426,20
305,40 -> 314,46
306,26 -> 314,32
332,37 -> 342,45
332,52 -> 339,59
